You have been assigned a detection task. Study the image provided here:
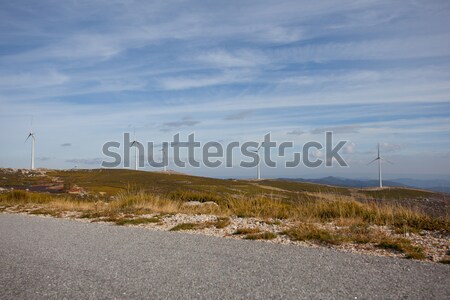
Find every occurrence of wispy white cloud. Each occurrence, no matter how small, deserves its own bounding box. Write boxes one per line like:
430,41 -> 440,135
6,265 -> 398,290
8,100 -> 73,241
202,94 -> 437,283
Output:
198,49 -> 267,68
161,117 -> 200,132
224,110 -> 252,121
270,33 -> 450,62
380,142 -> 403,153
311,125 -> 361,135
343,142 -> 356,154
159,70 -> 254,90
287,130 -> 305,136
0,70 -> 69,89
66,158 -> 103,165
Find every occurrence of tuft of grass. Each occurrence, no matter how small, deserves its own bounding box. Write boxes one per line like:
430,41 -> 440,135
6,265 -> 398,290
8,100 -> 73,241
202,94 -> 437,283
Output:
377,239 -> 405,252
8,190 -> 29,201
169,223 -> 198,231
234,227 -> 261,235
91,216 -> 121,223
339,223 -> 374,244
283,223 -> 341,245
264,219 -> 282,225
168,190 -> 223,204
244,231 -> 277,240
80,211 -> 106,219
393,225 -> 421,235
28,208 -> 61,217
376,238 -> 426,260
214,217 -> 231,228
115,217 -> 161,226
2,190 -> 53,205
227,196 -> 293,219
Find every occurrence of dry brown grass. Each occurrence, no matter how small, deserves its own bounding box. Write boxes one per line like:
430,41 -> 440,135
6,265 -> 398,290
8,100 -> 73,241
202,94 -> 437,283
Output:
1,189 -> 447,235
215,217 -> 231,228
1,189 -> 444,260
244,231 -> 277,240
376,237 -> 426,259
169,223 -> 198,231
283,223 -> 340,245
283,222 -> 426,259
234,228 -> 261,235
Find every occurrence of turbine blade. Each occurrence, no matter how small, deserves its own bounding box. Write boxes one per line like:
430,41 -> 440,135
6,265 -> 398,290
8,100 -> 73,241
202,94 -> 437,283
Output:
25,133 -> 31,142
381,157 -> 394,164
367,158 -> 378,165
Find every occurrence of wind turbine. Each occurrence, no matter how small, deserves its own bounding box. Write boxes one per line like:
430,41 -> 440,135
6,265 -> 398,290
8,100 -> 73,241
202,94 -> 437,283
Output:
161,147 -> 167,172
368,143 -> 393,188
25,123 -> 35,170
130,128 -> 138,171
250,145 -> 262,180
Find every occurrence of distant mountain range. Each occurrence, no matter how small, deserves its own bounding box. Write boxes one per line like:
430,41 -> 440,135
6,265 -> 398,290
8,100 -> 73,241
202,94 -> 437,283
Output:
278,176 -> 450,194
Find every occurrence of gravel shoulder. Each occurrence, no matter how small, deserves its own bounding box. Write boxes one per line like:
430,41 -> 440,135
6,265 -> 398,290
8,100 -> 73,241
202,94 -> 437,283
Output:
1,213 -> 449,299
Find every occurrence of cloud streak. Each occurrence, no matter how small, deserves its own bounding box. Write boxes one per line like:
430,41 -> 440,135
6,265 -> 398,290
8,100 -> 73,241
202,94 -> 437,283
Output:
224,111 -> 252,121
65,158 -> 103,165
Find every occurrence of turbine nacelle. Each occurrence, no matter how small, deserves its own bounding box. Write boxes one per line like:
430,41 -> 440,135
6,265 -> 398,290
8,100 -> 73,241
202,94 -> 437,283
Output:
25,132 -> 35,142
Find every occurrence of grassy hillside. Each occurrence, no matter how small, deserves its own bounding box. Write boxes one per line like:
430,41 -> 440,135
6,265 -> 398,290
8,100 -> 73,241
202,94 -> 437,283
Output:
0,168 -> 443,206
45,169 -> 359,198
0,168 -> 447,220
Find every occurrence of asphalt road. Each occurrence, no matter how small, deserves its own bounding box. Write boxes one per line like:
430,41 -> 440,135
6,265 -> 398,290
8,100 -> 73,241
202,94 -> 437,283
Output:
0,214 -> 449,299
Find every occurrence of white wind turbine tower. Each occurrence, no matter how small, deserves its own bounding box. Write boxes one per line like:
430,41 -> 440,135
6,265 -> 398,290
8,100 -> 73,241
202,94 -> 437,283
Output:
25,123 -> 36,170
130,128 -> 138,171
250,145 -> 262,180
161,147 -> 167,172
368,143 -> 393,188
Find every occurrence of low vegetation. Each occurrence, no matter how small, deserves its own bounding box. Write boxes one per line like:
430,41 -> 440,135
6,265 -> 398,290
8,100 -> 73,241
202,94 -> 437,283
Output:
215,217 -> 231,228
234,228 -> 261,235
283,222 -> 427,259
283,223 -> 339,245
170,223 -> 198,231
169,218 -> 232,231
1,189 -> 447,235
376,238 -> 426,260
244,231 -> 278,240
114,217 -> 162,226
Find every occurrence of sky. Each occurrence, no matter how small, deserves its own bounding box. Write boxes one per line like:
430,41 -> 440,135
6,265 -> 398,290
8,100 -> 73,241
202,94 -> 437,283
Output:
0,0 -> 450,180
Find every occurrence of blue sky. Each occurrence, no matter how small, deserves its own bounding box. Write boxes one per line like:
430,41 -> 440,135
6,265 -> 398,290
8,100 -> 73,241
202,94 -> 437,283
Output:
1,0 -> 450,179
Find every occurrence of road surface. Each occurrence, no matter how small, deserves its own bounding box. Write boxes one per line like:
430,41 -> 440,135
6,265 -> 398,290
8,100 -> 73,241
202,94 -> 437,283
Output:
0,213 -> 449,299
